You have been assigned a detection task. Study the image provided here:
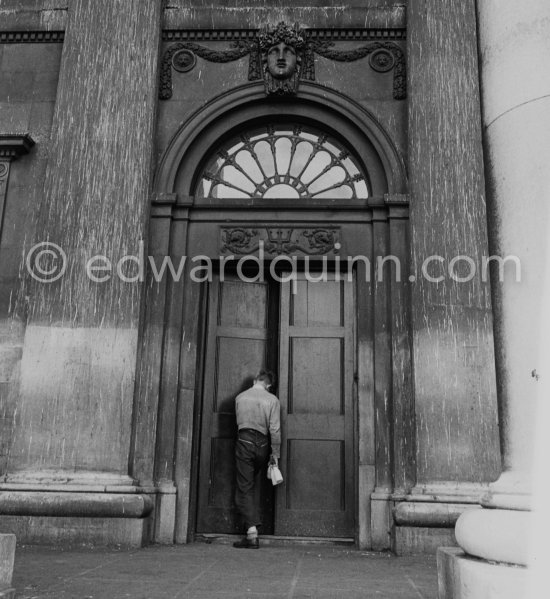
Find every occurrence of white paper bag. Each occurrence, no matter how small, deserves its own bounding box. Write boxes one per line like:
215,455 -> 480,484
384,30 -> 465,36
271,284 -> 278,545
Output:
267,464 -> 284,486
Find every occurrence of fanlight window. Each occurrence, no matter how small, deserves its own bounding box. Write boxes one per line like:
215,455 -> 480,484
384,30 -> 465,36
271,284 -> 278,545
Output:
196,125 -> 369,200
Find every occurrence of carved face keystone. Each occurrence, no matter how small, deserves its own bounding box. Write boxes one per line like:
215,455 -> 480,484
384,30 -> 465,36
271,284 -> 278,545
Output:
266,42 -> 297,79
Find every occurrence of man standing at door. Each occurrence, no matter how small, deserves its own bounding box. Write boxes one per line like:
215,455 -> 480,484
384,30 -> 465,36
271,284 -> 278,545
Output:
233,370 -> 281,549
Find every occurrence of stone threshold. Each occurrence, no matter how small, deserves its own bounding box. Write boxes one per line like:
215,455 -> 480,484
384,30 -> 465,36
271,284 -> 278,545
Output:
195,533 -> 355,547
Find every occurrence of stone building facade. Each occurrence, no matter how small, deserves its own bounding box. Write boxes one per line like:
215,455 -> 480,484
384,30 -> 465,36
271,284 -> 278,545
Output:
0,1 -> 548,596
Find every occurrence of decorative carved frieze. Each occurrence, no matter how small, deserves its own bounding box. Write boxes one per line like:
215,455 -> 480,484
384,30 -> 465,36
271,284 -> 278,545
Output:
160,23 -> 406,100
220,227 -> 341,257
309,40 -> 406,99
160,40 -> 254,100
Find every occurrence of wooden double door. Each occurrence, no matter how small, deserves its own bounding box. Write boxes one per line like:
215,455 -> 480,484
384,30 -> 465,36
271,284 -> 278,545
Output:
196,272 -> 355,538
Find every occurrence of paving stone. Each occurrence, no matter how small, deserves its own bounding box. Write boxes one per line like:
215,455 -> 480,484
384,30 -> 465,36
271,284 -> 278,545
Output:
12,544 -> 437,599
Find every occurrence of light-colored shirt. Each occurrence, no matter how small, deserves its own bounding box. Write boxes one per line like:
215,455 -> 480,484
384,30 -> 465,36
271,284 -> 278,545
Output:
235,383 -> 281,458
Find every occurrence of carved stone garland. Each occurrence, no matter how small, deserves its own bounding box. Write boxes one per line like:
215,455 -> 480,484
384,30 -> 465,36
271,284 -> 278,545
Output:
160,23 -> 406,100
221,227 -> 341,257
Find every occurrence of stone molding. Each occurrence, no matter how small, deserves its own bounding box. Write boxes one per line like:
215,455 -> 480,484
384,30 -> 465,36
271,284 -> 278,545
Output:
0,135 -> 35,242
0,134 -> 35,161
0,491 -> 154,519
163,28 -> 406,42
455,509 -> 533,567
384,193 -> 409,205
0,31 -> 64,43
393,502 -> 481,528
0,28 -> 404,45
408,482 -> 490,505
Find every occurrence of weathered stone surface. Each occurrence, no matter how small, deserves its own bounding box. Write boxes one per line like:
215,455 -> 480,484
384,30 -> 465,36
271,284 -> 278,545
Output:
407,0 -> 500,486
163,0 -> 406,30
0,534 -> 15,585
0,515 -> 150,548
396,527 -> 457,556
6,0 -> 162,478
9,327 -> 139,472
153,488 -> 177,544
0,41 -> 61,476
0,0 -> 67,31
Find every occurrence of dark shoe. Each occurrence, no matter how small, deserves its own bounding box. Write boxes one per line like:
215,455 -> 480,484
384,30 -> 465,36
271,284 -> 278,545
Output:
233,536 -> 259,549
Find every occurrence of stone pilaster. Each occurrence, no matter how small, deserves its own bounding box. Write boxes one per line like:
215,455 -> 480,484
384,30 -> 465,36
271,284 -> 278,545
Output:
407,0 -> 500,497
0,0 -> 162,545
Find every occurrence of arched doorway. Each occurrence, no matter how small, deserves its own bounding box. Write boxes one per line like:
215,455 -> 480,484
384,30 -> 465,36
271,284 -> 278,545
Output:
192,120 -> 368,538
138,82 -> 410,546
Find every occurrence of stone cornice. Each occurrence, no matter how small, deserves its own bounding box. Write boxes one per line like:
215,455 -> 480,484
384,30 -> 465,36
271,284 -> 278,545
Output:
0,3 -> 68,32
163,5 -> 406,31
0,28 -> 405,46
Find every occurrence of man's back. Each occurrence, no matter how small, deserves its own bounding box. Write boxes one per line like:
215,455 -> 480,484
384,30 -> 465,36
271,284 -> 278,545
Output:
236,383 -> 281,458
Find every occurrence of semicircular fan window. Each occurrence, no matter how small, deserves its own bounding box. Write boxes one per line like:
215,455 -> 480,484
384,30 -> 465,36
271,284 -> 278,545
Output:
196,124 -> 369,200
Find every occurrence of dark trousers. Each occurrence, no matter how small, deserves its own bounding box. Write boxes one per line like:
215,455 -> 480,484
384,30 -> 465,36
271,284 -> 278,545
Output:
234,428 -> 269,531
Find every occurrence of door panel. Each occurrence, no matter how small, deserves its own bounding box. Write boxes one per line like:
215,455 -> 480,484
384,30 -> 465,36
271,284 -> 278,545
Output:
286,439 -> 345,511
275,274 -> 355,538
290,337 -> 343,414
196,275 -> 275,533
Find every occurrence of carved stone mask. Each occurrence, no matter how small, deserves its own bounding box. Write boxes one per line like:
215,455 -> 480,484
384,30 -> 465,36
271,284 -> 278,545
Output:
266,42 -> 297,79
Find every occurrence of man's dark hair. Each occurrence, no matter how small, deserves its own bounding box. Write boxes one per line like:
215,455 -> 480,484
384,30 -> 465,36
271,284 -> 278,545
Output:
256,369 -> 276,389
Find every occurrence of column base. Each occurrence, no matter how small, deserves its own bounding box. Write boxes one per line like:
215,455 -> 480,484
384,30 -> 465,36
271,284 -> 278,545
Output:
0,515 -> 151,548
437,547 -> 528,599
395,526 -> 457,555
455,508 -> 532,566
386,483 -> 485,555
0,485 -> 158,547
